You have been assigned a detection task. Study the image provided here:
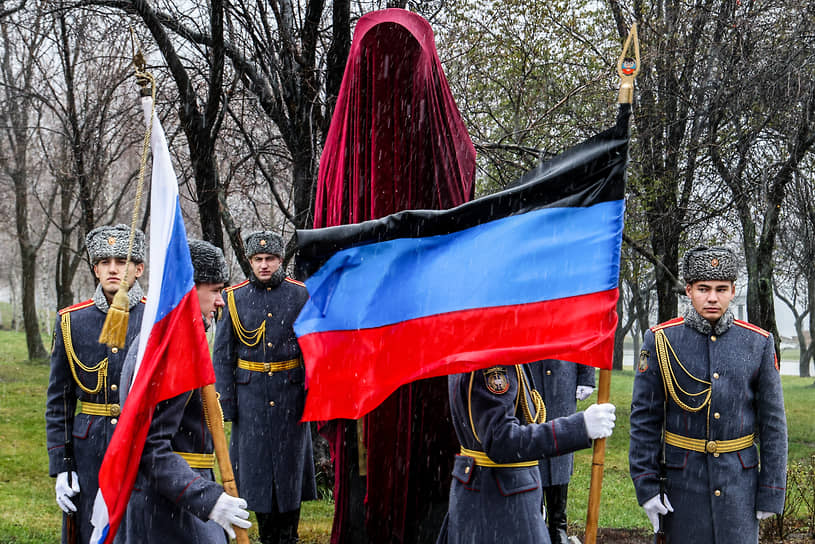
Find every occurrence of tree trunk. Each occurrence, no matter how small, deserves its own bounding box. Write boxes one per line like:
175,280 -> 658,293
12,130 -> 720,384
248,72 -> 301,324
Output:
13,169 -> 47,360
805,273 -> 815,377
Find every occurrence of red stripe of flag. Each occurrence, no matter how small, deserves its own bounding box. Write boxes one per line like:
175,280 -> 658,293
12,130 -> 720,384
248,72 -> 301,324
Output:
298,288 -> 618,420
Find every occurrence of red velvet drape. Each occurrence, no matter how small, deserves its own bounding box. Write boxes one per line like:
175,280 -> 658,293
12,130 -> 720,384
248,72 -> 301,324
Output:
313,8 -> 475,543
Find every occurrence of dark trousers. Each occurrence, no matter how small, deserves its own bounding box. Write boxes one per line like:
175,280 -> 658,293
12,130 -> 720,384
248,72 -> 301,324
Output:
543,484 -> 569,544
256,508 -> 300,544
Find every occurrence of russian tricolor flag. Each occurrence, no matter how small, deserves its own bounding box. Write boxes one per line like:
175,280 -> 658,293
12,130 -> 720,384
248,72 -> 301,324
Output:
294,105 -> 630,421
90,96 -> 215,544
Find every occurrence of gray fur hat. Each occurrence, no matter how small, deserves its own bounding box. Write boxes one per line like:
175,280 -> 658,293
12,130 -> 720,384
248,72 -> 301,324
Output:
188,239 -> 229,284
243,231 -> 284,259
682,246 -> 738,284
86,224 -> 145,264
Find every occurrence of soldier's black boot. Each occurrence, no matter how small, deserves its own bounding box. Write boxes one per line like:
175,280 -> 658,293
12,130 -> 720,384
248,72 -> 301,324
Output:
279,507 -> 301,544
545,484 -> 570,544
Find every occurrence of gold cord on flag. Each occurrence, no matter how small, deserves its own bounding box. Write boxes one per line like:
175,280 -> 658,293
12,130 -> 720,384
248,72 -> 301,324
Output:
98,34 -> 156,349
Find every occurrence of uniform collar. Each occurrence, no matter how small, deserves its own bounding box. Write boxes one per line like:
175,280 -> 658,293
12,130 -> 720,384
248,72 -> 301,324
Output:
93,281 -> 144,313
250,267 -> 286,289
683,306 -> 734,336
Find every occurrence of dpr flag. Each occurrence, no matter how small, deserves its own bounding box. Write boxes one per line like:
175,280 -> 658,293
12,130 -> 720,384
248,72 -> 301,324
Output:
90,96 -> 215,544
294,105 -> 631,421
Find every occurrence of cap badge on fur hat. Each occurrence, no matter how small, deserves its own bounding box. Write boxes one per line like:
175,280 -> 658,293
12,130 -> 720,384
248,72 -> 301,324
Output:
243,231 -> 283,259
682,246 -> 737,284
86,223 -> 146,264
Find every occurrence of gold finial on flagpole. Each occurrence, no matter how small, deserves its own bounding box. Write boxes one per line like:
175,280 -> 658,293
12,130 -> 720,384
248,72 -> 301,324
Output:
616,23 -> 640,104
97,31 -> 154,349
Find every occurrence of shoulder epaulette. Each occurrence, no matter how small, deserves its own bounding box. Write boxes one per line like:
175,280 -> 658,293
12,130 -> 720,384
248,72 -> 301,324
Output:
285,277 -> 306,288
58,299 -> 94,316
650,317 -> 684,333
223,279 -> 250,293
734,320 -> 770,337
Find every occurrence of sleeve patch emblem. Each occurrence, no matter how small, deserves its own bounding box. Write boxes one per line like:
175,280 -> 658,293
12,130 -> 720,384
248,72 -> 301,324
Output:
638,349 -> 650,373
484,366 -> 510,395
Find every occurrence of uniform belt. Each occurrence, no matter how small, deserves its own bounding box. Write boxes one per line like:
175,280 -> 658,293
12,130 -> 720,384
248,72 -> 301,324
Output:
79,401 -> 121,417
460,447 -> 539,468
174,451 -> 216,469
237,358 -> 299,373
665,431 -> 755,454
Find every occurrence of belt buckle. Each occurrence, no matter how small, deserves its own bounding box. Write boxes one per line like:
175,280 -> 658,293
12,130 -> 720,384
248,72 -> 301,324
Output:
705,440 -> 718,453
110,403 -> 121,417
264,362 -> 272,372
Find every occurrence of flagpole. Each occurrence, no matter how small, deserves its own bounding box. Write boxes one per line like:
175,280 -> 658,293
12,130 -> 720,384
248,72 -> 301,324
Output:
583,23 -> 638,544
202,384 -> 250,544
132,46 -> 249,544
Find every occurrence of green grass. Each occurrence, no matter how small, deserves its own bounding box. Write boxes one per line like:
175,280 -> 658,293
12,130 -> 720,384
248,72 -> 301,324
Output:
0,331 -> 57,543
566,370 -> 815,532
0,330 -> 812,541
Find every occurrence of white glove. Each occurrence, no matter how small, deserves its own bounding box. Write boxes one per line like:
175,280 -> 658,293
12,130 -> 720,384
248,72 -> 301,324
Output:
575,385 -> 594,401
208,492 -> 251,539
55,471 -> 80,514
642,494 -> 674,532
583,403 -> 616,439
756,510 -> 775,520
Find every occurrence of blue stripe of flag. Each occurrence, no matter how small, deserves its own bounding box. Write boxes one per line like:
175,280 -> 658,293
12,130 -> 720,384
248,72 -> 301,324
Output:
154,201 -> 195,323
294,199 -> 624,336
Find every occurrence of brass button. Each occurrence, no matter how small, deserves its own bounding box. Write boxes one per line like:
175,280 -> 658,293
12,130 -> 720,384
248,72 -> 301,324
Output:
111,418 -> 118,425
714,452 -> 720,458
267,342 -> 273,347
267,287 -> 271,291
713,372 -> 720,379
714,489 -> 721,497
268,371 -> 274,376
111,347 -> 119,354
714,412 -> 720,419
269,401 -> 275,407
546,370 -> 552,376
267,313 -> 273,317
711,335 -> 717,342
464,466 -> 470,474
111,384 -> 118,391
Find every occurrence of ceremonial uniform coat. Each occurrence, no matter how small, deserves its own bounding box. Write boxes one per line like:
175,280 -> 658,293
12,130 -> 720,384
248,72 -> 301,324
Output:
438,364 -> 593,544
629,312 -> 787,543
120,336 -> 226,543
213,277 -> 317,514
45,289 -> 145,544
528,359 -> 595,487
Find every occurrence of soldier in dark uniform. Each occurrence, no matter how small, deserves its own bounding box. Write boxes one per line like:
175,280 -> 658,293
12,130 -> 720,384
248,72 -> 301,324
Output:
120,240 -> 251,542
46,224 -> 147,544
437,363 -> 616,544
214,231 -> 317,544
528,359 -> 595,544
629,246 -> 788,543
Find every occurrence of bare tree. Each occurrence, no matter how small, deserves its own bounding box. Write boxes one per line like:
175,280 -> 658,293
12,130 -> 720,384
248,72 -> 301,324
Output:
703,2 -> 815,348
776,166 -> 815,377
0,0 -> 27,20
35,6 -> 139,308
0,0 -> 50,358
